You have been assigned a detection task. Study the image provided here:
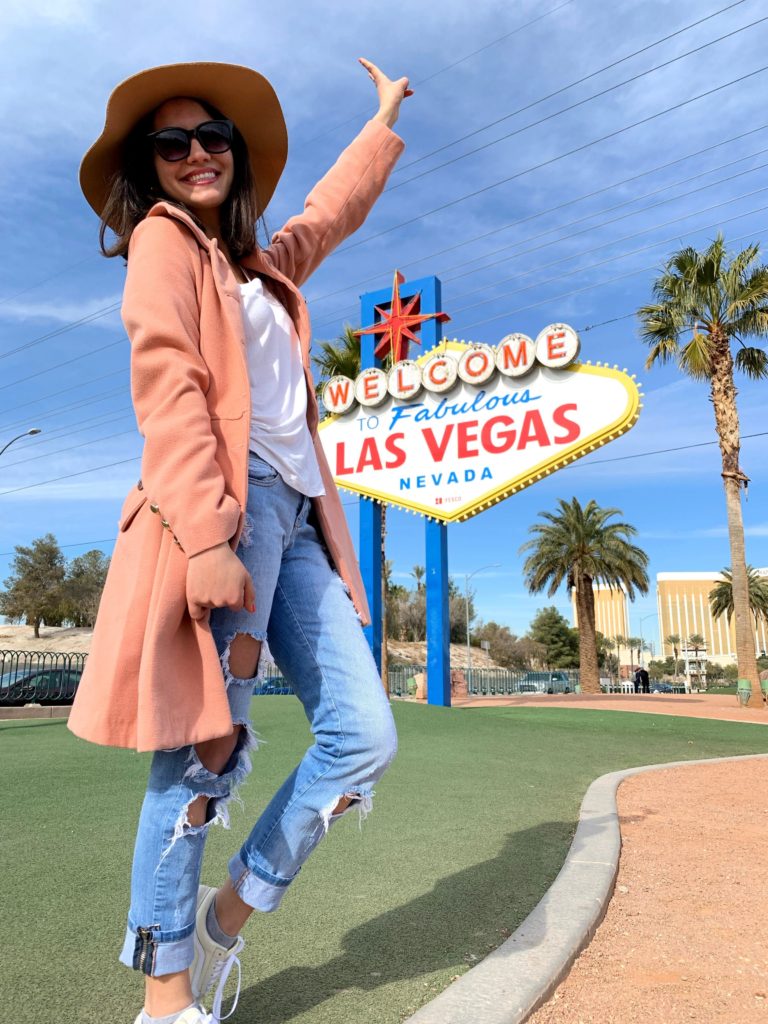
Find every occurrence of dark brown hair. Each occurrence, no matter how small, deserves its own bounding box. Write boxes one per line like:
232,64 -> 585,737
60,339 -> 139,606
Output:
98,96 -> 270,261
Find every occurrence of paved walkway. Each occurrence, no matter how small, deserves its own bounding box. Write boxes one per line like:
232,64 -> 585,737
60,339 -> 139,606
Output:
526,757 -> 768,1023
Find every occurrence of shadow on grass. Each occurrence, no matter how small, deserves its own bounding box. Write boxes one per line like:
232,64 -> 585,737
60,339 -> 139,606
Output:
0,718 -> 69,733
234,819 -> 572,1022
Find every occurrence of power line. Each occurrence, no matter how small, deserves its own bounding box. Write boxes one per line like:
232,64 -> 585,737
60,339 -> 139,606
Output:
334,63 -> 768,256
6,200 -> 767,448
3,432 -> 765,552
566,431 -> 768,468
312,172 -> 768,332
0,254 -> 98,306
0,339 -> 123,392
0,385 -> 127,434
305,123 -> 768,306
7,196 -> 765,440
6,123 -> 763,383
0,302 -> 121,362
1,6 -> 757,354
0,456 -> 140,496
3,410 -> 135,453
0,8 -> 575,315
388,7 -> 765,190
458,210 -> 768,333
0,429 -> 137,470
0,367 -> 125,418
5,114 -> 765,377
447,186 -> 768,319
439,157 -> 768,290
301,1 -> 575,145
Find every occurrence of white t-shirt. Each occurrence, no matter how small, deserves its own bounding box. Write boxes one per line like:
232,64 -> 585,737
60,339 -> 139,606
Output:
239,273 -> 325,497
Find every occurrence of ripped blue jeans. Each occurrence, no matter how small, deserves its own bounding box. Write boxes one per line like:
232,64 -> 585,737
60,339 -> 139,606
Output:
119,450 -> 398,976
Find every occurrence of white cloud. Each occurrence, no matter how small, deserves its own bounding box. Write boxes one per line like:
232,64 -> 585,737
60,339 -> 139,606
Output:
0,294 -> 122,326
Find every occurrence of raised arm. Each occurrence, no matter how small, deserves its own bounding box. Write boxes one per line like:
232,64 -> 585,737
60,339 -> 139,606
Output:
122,216 -> 242,558
264,58 -> 412,288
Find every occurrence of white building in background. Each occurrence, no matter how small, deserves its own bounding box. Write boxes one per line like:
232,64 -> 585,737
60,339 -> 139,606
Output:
656,570 -> 768,668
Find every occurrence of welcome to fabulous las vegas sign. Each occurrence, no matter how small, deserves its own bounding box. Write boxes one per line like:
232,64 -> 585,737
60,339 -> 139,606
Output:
317,323 -> 641,524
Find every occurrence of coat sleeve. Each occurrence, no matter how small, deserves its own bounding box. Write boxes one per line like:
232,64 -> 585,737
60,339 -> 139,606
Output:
122,216 -> 242,559
263,118 -> 405,289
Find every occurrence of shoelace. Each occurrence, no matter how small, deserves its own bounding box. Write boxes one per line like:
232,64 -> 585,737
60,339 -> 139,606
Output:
208,936 -> 245,1022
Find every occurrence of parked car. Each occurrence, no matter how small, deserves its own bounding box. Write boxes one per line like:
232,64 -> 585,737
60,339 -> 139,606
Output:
0,666 -> 83,706
253,675 -> 292,696
517,671 -> 572,694
651,682 -> 674,694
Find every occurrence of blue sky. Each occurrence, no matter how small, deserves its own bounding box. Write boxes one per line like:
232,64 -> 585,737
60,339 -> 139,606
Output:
2,0 -> 768,653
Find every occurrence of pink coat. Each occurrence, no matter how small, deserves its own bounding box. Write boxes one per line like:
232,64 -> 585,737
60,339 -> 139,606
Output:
67,118 -> 404,753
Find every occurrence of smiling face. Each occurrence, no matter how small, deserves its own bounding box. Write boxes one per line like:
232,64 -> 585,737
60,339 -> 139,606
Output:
150,97 -> 235,226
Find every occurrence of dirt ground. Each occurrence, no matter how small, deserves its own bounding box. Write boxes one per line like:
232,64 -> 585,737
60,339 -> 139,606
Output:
454,691 -> 768,725
526,757 -> 768,1023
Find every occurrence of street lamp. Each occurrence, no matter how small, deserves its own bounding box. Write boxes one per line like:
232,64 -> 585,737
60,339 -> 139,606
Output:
464,563 -> 501,686
0,428 -> 41,457
636,612 -> 658,669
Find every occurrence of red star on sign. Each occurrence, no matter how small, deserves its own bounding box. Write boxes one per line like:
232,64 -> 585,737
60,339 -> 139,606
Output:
354,271 -> 450,362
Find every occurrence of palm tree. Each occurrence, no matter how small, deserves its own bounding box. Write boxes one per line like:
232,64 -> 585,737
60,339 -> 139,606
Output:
627,636 -> 642,672
520,498 -> 649,694
665,633 -> 681,680
411,565 -> 426,592
687,633 -> 706,689
313,325 -> 363,401
614,633 -> 627,682
602,636 -> 617,684
637,234 -> 768,706
709,565 -> 768,636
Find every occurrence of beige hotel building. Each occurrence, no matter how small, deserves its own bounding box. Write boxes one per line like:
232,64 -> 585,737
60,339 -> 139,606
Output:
656,571 -> 768,667
571,584 -> 631,659
573,572 -> 768,670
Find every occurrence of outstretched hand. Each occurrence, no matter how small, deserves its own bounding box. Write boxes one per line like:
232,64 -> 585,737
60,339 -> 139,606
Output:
358,57 -> 413,129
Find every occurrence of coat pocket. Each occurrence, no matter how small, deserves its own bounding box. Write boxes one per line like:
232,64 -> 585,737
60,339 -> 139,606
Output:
118,486 -> 148,531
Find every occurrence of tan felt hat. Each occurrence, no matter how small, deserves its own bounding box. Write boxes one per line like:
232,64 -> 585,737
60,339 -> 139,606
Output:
79,61 -> 288,228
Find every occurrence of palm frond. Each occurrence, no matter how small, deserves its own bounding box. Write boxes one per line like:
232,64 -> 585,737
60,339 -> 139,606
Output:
678,331 -> 713,380
734,346 -> 768,379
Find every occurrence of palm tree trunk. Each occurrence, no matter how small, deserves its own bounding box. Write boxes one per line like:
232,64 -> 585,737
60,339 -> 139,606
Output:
575,575 -> 601,693
380,502 -> 389,698
710,329 -> 761,707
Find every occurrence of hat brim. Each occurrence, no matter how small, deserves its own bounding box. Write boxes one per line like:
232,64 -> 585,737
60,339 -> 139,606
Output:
79,61 -> 288,230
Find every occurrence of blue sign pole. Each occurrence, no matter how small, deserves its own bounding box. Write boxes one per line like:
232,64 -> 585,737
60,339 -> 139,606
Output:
359,290 -> 383,669
358,275 -> 451,706
426,518 -> 450,705
417,277 -> 451,708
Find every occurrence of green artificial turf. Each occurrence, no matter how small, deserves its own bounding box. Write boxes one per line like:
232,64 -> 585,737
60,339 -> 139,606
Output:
2,701 -> 767,1024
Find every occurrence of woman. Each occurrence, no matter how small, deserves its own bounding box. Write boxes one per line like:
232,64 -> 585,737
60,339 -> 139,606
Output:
69,59 -> 411,1024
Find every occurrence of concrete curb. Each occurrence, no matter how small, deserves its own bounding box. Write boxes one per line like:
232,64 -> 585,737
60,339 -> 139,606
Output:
0,705 -> 71,721
402,752 -> 768,1024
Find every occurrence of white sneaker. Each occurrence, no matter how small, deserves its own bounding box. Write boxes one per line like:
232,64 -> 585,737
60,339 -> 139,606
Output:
189,885 -> 245,1022
133,1006 -> 215,1024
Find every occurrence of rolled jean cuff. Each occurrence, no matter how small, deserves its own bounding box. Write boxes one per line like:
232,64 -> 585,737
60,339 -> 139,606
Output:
228,852 -> 292,913
118,923 -> 194,977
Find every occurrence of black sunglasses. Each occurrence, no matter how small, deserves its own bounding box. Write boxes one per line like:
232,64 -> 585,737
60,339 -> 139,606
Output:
146,119 -> 234,162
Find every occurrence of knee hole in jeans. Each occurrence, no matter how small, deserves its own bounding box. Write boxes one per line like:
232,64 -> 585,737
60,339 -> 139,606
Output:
188,724 -> 245,826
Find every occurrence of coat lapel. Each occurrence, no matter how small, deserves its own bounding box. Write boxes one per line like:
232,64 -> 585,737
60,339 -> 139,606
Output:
146,201 -> 320,433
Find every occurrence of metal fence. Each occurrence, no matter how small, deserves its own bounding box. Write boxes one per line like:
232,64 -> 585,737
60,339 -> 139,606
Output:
466,667 -> 580,696
0,648 -> 592,705
253,661 -> 421,697
0,649 -> 87,706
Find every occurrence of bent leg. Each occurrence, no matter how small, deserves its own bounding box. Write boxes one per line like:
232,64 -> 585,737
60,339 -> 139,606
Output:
226,502 -> 398,913
187,636 -> 263,825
